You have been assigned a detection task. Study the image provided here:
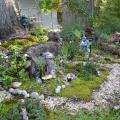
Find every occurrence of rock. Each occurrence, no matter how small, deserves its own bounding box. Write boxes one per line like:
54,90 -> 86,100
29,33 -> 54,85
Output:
55,86 -> 62,94
9,88 -> 15,93
42,74 -> 53,80
21,108 -> 29,120
15,89 -> 22,95
61,85 -> 66,89
47,31 -> 61,42
30,92 -> 39,99
97,71 -> 101,76
20,99 -> 25,103
9,88 -> 29,98
0,85 -> 4,91
36,77 -> 42,84
12,82 -> 22,88
26,42 -> 62,59
43,51 -> 54,59
83,62 -> 87,66
114,105 -> 120,110
39,94 -> 44,100
0,91 -> 12,103
22,90 -> 29,98
64,73 -> 77,82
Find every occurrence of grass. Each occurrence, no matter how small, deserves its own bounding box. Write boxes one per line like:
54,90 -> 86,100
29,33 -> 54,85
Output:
19,79 -> 63,95
0,100 -> 18,115
42,108 -> 120,120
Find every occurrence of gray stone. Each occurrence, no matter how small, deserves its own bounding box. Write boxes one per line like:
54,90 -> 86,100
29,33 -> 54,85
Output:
21,108 -> 29,120
43,51 -> 54,59
0,85 -> 4,91
47,31 -> 61,42
9,88 -> 29,98
30,92 -> 39,99
26,42 -> 62,58
55,86 -> 62,94
65,73 -> 77,82
36,77 -> 42,84
22,90 -> 29,98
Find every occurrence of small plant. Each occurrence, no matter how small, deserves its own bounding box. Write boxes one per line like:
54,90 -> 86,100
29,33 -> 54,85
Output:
60,24 -> 81,41
0,99 -> 46,120
30,27 -> 48,37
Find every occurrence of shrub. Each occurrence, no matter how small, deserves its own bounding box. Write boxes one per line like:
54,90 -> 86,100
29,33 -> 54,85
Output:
0,99 -> 47,120
60,24 -> 81,41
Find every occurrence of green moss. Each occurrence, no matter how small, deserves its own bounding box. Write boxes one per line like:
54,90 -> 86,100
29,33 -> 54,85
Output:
0,100 -> 18,115
59,84 -> 91,100
2,36 -> 48,50
57,67 -> 108,100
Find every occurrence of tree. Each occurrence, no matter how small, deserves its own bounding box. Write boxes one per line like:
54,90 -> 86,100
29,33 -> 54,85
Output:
94,0 -> 120,34
0,0 -> 20,39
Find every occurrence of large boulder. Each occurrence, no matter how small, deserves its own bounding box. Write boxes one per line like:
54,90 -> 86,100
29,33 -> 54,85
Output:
26,42 -> 62,58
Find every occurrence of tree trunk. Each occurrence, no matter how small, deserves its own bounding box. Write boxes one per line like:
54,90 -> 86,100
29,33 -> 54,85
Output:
0,0 -> 20,39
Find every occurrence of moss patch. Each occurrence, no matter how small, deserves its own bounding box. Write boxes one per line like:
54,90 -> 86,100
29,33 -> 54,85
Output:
57,67 -> 108,100
2,35 -> 48,50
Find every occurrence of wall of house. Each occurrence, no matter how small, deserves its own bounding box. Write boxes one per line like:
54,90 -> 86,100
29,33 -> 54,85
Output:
15,0 -> 59,30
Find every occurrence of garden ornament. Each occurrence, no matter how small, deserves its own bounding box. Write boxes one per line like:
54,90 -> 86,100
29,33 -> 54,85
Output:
80,35 -> 90,52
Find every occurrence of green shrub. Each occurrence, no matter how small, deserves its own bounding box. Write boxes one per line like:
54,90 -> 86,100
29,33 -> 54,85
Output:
60,24 -> 81,41
0,99 -> 47,120
61,42 -> 79,60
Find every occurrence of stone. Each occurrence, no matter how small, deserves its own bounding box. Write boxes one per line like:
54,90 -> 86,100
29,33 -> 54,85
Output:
83,62 -> 87,66
55,88 -> 61,94
36,77 -> 42,84
55,86 -> 62,94
97,71 -> 101,76
30,92 -> 39,99
114,105 -> 120,110
9,88 -> 15,93
26,42 -> 62,59
0,91 -> 12,103
47,31 -> 61,42
66,73 -> 76,82
0,85 -> 4,91
42,74 -> 53,80
43,51 -> 54,59
61,85 -> 66,89
12,82 -> 22,88
15,89 -> 23,95
22,90 -> 29,98
39,94 -> 45,100
9,88 -> 29,98
21,108 -> 29,120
